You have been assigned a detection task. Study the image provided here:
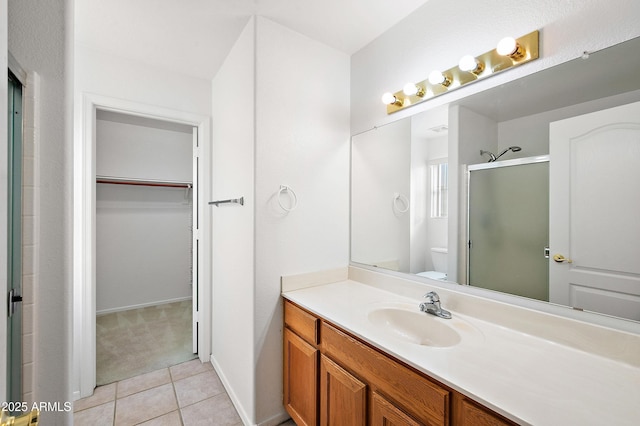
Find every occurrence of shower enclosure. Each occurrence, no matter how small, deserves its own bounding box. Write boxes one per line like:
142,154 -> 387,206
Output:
467,156 -> 549,301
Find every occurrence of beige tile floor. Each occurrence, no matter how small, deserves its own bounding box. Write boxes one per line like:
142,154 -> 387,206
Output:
75,359 -> 243,425
74,358 -> 298,425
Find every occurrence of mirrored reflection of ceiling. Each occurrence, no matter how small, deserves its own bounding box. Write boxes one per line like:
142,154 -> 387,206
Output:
454,36 -> 640,122
75,0 -> 429,80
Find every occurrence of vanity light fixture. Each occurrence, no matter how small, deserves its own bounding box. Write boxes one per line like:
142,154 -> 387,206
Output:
382,30 -> 539,114
403,82 -> 426,97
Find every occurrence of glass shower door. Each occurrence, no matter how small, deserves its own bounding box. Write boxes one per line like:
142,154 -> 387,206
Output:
7,72 -> 23,405
467,158 -> 549,301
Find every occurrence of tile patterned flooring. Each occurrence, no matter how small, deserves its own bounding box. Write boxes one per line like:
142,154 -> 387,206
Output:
74,359 -> 242,425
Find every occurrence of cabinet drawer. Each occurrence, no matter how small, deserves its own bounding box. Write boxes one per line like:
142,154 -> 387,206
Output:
321,322 -> 450,425
285,300 -> 319,345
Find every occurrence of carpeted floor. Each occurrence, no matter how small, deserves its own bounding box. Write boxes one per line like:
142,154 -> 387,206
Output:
96,299 -> 197,385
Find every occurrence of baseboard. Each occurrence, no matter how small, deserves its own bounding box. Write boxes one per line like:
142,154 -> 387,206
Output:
256,411 -> 291,426
96,296 -> 192,316
210,354 -> 253,425
209,354 -> 291,426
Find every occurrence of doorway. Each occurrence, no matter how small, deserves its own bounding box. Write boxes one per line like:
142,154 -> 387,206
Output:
73,95 -> 211,399
94,110 -> 197,384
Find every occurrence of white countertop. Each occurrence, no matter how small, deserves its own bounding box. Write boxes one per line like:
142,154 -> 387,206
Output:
282,273 -> 640,425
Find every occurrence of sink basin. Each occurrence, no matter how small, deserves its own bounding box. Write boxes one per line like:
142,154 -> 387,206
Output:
368,307 -> 461,347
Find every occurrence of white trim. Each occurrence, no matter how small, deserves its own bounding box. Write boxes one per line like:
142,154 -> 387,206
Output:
467,154 -> 549,171
73,93 -> 212,399
96,296 -> 192,316
211,355 -> 251,425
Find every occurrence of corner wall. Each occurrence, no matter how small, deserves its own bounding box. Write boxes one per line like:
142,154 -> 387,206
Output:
211,16 -> 350,425
211,17 -> 257,424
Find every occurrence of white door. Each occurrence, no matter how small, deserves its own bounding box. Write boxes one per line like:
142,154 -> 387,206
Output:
549,100 -> 640,321
192,127 -> 199,353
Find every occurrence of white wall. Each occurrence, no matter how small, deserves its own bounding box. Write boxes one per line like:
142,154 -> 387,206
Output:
96,186 -> 192,313
497,88 -> 640,156
73,21 -> 213,399
75,45 -> 212,117
352,119 -> 411,270
94,116 -> 193,313
96,114 -> 193,182
211,16 -> 350,425
254,16 -> 350,423
351,0 -> 640,134
8,0 -> 72,422
211,16 -> 256,424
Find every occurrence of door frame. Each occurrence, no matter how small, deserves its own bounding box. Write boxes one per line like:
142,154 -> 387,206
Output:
73,93 -> 211,399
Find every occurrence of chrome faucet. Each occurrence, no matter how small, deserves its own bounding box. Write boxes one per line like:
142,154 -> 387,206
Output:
419,291 -> 452,319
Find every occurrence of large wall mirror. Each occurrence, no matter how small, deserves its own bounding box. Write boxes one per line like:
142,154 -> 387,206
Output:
351,35 -> 640,326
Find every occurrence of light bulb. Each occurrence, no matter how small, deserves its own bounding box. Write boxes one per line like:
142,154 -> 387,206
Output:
381,92 -> 399,105
428,70 -> 445,85
459,55 -> 479,72
497,37 -> 517,56
428,70 -> 451,87
403,82 -> 425,97
403,83 -> 418,96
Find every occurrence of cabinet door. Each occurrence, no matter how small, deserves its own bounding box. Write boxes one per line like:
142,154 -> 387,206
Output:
284,328 -> 319,426
458,397 -> 514,426
320,354 -> 367,426
371,392 -> 421,426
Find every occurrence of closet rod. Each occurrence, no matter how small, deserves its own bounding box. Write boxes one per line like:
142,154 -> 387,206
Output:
96,176 -> 192,189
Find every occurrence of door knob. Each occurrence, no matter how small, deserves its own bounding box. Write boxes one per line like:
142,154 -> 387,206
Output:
552,254 -> 573,263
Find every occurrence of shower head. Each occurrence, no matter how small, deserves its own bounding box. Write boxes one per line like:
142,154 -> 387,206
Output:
480,146 -> 522,162
479,150 -> 496,162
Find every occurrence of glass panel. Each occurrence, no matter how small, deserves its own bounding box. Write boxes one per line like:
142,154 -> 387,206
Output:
468,161 -> 549,301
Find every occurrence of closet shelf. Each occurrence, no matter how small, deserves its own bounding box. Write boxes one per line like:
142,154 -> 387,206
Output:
96,175 -> 192,188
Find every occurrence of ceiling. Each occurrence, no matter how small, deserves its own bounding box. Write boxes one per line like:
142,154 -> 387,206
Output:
75,0 -> 429,80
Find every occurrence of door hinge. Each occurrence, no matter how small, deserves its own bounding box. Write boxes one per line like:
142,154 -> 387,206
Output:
193,146 -> 201,158
468,240 -> 473,249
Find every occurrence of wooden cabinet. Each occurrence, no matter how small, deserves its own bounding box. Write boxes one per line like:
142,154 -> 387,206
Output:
284,328 -> 318,426
453,397 -> 514,426
283,299 -> 515,426
371,392 -> 422,426
320,354 -> 367,425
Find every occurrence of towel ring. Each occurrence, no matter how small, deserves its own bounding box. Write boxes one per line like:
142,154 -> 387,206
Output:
278,185 -> 298,212
393,193 -> 409,213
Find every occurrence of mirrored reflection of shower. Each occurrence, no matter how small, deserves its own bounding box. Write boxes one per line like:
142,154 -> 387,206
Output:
480,146 -> 522,162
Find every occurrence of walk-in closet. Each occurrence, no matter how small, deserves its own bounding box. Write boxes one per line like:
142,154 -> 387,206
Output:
95,110 -> 197,384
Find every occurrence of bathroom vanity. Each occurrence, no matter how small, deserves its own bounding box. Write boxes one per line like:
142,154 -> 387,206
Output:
281,267 -> 640,425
